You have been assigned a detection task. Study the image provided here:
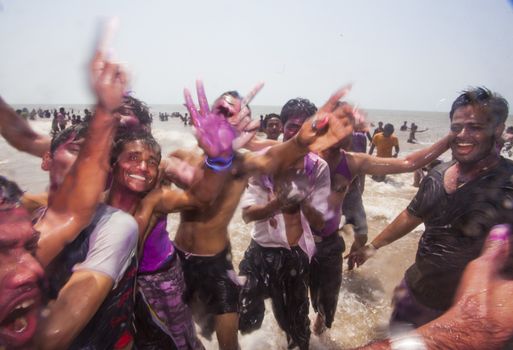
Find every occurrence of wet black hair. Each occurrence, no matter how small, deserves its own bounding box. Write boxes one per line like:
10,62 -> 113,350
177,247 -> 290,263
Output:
121,95 -> 153,127
450,87 -> 509,125
111,130 -> 161,166
50,122 -> 89,155
263,113 -> 282,128
0,176 -> 23,210
383,123 -> 394,135
280,98 -> 317,125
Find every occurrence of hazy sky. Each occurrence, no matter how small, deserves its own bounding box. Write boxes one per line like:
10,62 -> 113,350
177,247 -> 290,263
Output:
1,0 -> 512,111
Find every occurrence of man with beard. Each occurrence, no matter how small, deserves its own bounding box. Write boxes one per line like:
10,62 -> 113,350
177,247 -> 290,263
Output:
347,87 -> 513,330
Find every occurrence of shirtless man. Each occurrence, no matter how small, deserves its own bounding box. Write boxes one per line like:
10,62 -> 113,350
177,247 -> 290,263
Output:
348,87 -> 513,332
166,85 -> 355,350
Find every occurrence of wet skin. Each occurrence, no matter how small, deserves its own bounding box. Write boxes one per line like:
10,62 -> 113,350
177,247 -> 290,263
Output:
112,140 -> 160,194
0,208 -> 43,348
450,105 -> 499,165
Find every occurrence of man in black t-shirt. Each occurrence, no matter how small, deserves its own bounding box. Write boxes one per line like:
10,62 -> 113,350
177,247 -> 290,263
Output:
347,87 -> 512,328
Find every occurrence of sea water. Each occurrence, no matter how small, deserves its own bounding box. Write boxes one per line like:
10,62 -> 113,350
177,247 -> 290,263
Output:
0,105 -> 454,349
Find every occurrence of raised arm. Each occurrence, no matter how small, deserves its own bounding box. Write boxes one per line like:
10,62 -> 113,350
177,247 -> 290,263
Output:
36,34 -> 126,267
0,96 -> 51,157
348,132 -> 454,177
242,86 -> 354,175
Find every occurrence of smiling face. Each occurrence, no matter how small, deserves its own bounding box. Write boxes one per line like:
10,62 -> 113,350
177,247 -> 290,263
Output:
0,208 -> 43,348
112,140 -> 160,193
450,105 -> 501,164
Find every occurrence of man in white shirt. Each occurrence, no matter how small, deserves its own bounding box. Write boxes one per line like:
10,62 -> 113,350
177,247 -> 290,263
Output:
239,98 -> 331,350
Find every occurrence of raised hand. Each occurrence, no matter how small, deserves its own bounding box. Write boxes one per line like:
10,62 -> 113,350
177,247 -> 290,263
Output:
295,85 -> 354,153
214,82 -> 264,150
184,80 -> 236,158
90,18 -> 127,113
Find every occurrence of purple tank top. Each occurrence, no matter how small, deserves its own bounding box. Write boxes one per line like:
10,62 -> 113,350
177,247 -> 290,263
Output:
314,152 -> 352,237
139,216 -> 174,273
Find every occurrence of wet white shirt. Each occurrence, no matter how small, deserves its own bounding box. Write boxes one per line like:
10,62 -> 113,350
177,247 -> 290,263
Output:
241,153 -> 330,261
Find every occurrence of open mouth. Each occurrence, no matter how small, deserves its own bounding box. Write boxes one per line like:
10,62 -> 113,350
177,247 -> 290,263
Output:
454,141 -> 475,155
0,297 -> 39,346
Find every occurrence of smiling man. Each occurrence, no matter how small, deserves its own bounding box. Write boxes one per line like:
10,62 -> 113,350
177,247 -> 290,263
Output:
348,87 -> 513,330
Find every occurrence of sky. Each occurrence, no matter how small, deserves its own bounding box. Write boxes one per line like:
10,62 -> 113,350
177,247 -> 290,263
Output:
1,0 -> 513,112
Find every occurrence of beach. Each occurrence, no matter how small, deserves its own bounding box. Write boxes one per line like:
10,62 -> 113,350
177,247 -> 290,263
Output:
0,107 -> 452,349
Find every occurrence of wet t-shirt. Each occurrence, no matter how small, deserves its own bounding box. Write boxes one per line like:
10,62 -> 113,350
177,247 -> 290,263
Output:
405,158 -> 513,310
46,204 -> 138,349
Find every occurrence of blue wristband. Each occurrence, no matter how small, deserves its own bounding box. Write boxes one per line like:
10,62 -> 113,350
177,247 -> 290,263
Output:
205,154 -> 234,172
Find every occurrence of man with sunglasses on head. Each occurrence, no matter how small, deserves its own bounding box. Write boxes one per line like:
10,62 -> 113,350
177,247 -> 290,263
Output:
347,87 -> 513,332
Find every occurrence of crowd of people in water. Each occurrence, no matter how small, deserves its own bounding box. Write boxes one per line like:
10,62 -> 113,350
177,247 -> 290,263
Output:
3,28 -> 513,350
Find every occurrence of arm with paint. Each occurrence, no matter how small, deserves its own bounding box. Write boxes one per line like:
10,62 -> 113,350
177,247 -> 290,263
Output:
36,30 -> 126,267
242,86 -> 355,176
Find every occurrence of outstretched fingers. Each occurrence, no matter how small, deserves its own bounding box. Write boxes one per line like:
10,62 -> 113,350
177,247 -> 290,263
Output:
184,88 -> 201,128
319,84 -> 352,114
241,82 -> 264,108
96,17 -> 119,56
196,80 -> 210,116
91,17 -> 119,80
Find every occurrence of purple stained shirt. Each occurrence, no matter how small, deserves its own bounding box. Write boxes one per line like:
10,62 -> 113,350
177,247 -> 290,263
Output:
139,216 -> 174,273
314,152 -> 352,237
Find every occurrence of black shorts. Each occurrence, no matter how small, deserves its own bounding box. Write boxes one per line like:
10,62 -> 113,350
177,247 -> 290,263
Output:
310,232 -> 345,328
176,246 -> 241,315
